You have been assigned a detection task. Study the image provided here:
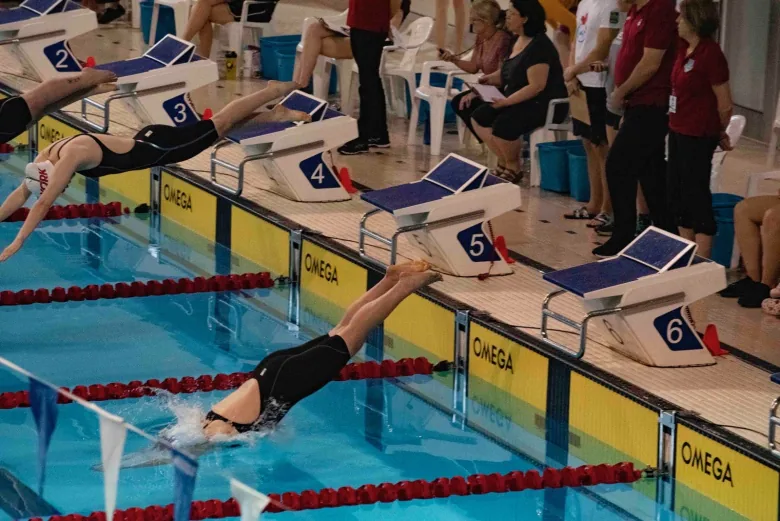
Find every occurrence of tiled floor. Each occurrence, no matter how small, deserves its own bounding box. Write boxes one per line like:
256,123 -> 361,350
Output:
1,10 -> 778,448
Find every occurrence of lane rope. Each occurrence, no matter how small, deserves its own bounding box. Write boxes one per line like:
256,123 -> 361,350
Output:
30,462 -> 646,520
0,358 -> 453,409
0,272 -> 274,307
3,202 -> 130,223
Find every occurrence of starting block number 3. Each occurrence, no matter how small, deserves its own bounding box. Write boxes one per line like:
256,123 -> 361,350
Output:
653,308 -> 702,352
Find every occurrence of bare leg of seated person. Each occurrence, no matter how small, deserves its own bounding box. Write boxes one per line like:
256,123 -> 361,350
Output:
720,195 -> 780,307
22,69 -> 117,119
293,22 -> 352,89
183,0 -> 234,58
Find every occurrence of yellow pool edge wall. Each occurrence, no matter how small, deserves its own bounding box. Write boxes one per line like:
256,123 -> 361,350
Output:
12,100 -> 778,521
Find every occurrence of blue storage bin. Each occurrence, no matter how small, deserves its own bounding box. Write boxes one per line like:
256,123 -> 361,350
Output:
711,193 -> 744,267
140,1 -> 176,45
260,35 -> 337,94
538,140 -> 583,193
567,147 -> 590,202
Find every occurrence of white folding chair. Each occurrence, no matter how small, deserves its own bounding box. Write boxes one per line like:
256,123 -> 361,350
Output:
528,98 -> 572,187
407,59 -> 477,156
345,17 -> 434,118
729,170 -> 780,268
768,89 -> 780,167
295,11 -> 353,111
710,114 -> 746,192
212,0 -> 275,72
149,0 -> 191,44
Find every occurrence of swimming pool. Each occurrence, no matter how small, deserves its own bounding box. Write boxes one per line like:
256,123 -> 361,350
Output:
0,156 -> 742,521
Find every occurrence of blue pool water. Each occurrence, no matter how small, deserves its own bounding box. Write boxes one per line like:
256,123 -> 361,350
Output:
0,159 -> 725,521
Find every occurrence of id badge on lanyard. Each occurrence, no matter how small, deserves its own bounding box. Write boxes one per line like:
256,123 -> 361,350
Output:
669,94 -> 677,113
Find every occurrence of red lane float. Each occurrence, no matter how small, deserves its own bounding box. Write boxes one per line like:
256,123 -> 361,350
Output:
3,202 -> 129,223
0,358 -> 452,410
33,463 -> 644,521
0,272 -> 273,308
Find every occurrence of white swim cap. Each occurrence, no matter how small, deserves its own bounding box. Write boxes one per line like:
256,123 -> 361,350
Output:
24,160 -> 54,197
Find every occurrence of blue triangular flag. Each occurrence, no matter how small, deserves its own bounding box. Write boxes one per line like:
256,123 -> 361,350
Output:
172,449 -> 198,521
29,379 -> 59,496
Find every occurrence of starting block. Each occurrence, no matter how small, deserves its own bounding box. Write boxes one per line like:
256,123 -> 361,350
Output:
79,35 -> 218,132
210,90 -> 357,201
541,227 -> 726,367
359,154 -> 521,277
0,0 -> 96,80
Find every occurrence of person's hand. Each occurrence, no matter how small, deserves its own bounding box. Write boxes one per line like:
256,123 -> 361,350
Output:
566,79 -> 580,96
459,92 -> 476,110
590,61 -> 608,73
491,98 -> 509,109
439,49 -> 455,62
0,239 -> 23,262
563,66 -> 577,83
477,75 -> 490,84
609,88 -> 626,111
719,131 -> 733,152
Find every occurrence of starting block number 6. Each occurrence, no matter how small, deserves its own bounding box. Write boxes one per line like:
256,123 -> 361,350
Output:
666,318 -> 684,344
653,308 -> 702,352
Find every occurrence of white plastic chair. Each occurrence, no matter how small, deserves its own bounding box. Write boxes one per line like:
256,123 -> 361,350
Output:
730,170 -> 780,268
528,98 -> 572,187
212,1 -> 275,72
345,17 -> 434,118
149,0 -> 191,44
768,90 -> 780,167
407,59 -> 477,156
295,11 -> 353,111
710,114 -> 747,192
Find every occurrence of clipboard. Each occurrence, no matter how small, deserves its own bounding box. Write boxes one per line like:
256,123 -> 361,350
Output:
569,89 -> 590,125
319,18 -> 349,36
466,83 -> 506,103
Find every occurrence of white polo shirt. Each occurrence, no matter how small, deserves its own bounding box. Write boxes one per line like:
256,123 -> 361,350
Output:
575,0 -> 623,88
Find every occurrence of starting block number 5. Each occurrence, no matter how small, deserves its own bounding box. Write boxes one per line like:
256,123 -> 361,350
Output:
653,308 -> 702,352
457,223 -> 499,263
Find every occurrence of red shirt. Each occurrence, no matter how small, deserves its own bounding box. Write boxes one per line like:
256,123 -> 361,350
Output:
614,0 -> 677,108
347,0 -> 391,34
670,38 -> 729,137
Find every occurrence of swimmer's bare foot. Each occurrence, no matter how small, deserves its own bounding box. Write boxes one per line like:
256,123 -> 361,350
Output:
386,261 -> 430,281
398,270 -> 442,292
80,68 -> 117,86
269,103 -> 312,123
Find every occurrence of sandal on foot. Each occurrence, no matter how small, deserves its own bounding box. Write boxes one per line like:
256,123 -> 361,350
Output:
564,206 -> 596,220
497,167 -> 523,183
587,212 -> 611,228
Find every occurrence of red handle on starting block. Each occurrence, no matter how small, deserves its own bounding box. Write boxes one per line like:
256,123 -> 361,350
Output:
85,56 -> 96,68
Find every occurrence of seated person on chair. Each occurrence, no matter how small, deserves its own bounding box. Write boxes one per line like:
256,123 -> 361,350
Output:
0,81 -> 310,261
466,0 -> 566,183
202,261 -> 441,438
0,68 -> 117,145
291,0 -> 410,92
446,0 -> 513,143
718,191 -> 780,308
182,0 -> 279,59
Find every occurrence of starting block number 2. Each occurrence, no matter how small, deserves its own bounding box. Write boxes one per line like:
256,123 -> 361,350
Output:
44,41 -> 81,73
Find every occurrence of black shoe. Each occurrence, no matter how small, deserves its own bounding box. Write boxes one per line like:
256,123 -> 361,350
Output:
592,238 -> 628,258
338,138 -> 369,155
718,277 -> 755,298
98,5 -> 126,24
636,214 -> 651,235
738,282 -> 771,308
367,136 -> 390,148
596,222 -> 613,236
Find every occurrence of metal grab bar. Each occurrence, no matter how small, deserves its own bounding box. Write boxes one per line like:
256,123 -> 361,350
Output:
79,82 -> 187,133
209,139 -> 325,196
540,291 -> 686,359
358,209 -> 485,267
770,397 -> 780,457
0,29 -> 66,46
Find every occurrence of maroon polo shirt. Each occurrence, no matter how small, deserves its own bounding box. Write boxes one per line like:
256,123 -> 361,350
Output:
614,0 -> 677,108
670,38 -> 730,137
348,0 -> 391,34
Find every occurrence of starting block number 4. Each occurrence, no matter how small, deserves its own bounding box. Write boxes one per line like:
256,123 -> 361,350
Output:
43,41 -> 81,73
652,307 -> 702,352
457,223 -> 499,263
300,155 -> 340,190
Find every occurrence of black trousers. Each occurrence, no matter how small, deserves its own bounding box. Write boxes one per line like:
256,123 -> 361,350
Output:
451,91 -> 482,143
350,28 -> 389,141
605,104 -> 673,244
667,131 -> 719,235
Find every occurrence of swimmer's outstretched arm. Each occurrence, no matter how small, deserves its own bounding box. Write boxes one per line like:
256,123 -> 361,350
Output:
0,156 -> 77,261
0,183 -> 32,223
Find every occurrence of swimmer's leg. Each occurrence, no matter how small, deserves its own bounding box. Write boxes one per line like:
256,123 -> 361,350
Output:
334,261 -> 429,330
330,271 -> 442,356
210,81 -> 308,136
22,69 -> 118,119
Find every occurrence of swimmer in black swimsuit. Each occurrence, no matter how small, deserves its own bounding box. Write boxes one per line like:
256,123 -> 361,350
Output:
0,68 -> 118,145
0,81 -> 310,261
202,261 -> 442,438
